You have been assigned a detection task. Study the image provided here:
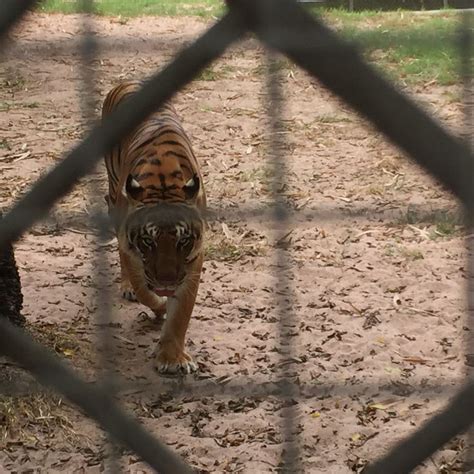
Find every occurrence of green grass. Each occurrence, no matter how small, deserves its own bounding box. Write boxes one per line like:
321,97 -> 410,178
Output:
38,2 -> 463,84
196,64 -> 235,81
319,9 -> 460,85
39,0 -> 224,17
398,207 -> 463,239
337,16 -> 460,84
400,207 -> 462,226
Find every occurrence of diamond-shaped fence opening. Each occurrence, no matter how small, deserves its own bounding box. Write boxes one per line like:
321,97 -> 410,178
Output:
0,0 -> 472,472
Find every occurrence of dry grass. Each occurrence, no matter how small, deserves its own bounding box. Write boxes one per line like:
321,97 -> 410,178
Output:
236,166 -> 274,185
205,224 -> 267,262
30,323 -> 89,361
205,238 -> 266,262
0,393 -> 78,448
197,64 -> 236,81
399,246 -> 424,261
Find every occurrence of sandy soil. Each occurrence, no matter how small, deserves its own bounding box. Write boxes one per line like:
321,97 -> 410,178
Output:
0,12 -> 470,473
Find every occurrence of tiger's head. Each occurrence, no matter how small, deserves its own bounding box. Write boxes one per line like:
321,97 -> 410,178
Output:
121,201 -> 204,297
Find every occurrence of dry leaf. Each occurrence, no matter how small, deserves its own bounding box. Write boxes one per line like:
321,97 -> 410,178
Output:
221,223 -> 233,240
369,400 -> 398,410
403,356 -> 429,365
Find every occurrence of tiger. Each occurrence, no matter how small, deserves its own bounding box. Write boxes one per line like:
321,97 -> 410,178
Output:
102,80 -> 206,375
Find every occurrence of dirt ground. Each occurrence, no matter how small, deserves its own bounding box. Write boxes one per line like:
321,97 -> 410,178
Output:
0,12 -> 470,473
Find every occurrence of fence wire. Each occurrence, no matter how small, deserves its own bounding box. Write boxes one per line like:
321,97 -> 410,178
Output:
0,0 -> 37,43
0,0 -> 473,472
461,9 -> 474,472
265,50 -> 301,471
77,0 -> 122,471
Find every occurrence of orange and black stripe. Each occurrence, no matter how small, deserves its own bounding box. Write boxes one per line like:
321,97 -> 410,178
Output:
102,80 -> 205,209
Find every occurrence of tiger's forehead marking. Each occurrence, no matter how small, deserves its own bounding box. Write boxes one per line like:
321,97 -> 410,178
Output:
144,223 -> 160,237
136,221 -> 193,239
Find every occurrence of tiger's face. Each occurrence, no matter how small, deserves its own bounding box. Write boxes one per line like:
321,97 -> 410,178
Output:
124,203 -> 204,297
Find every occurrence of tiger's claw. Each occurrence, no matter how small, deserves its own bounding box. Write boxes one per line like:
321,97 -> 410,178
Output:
121,287 -> 137,302
154,349 -> 197,375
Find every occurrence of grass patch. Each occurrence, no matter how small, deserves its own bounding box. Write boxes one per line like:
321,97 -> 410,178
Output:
196,64 -> 235,81
400,247 -> 424,260
39,0 -> 224,17
197,67 -> 220,81
1,68 -> 26,92
237,166 -> 273,184
37,4 -> 461,84
0,393 -> 76,448
400,207 -> 462,226
0,101 -> 41,111
205,224 -> 266,262
206,240 -> 247,262
384,244 -> 424,261
315,113 -> 353,124
337,16 -> 459,84
431,219 -> 459,238
31,322 -> 88,360
398,207 -> 463,239
367,184 -> 385,196
24,102 -> 41,108
205,239 -> 264,262
297,9 -> 461,84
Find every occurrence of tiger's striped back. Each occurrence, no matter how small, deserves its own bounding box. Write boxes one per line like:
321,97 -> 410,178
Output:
102,80 -> 206,212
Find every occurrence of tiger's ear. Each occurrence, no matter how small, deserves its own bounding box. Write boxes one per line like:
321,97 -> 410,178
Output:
183,174 -> 200,200
122,174 -> 143,202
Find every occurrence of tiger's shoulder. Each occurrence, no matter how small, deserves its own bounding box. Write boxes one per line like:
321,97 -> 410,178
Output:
103,80 -> 206,214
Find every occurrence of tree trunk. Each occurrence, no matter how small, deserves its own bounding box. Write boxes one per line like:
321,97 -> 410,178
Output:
0,213 -> 24,326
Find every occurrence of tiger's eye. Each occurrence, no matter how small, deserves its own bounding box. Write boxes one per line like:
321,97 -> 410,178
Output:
178,235 -> 192,249
141,236 -> 154,247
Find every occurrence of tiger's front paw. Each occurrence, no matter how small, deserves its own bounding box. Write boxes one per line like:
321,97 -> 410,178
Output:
154,343 -> 197,375
121,281 -> 137,302
152,299 -> 167,318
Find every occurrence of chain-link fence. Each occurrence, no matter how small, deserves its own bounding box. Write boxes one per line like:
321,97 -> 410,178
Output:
0,0 -> 473,472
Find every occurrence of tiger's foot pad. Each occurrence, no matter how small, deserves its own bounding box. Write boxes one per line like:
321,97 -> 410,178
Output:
122,289 -> 137,302
121,285 -> 137,302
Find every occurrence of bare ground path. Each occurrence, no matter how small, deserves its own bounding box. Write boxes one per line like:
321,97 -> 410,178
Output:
0,13 -> 468,473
